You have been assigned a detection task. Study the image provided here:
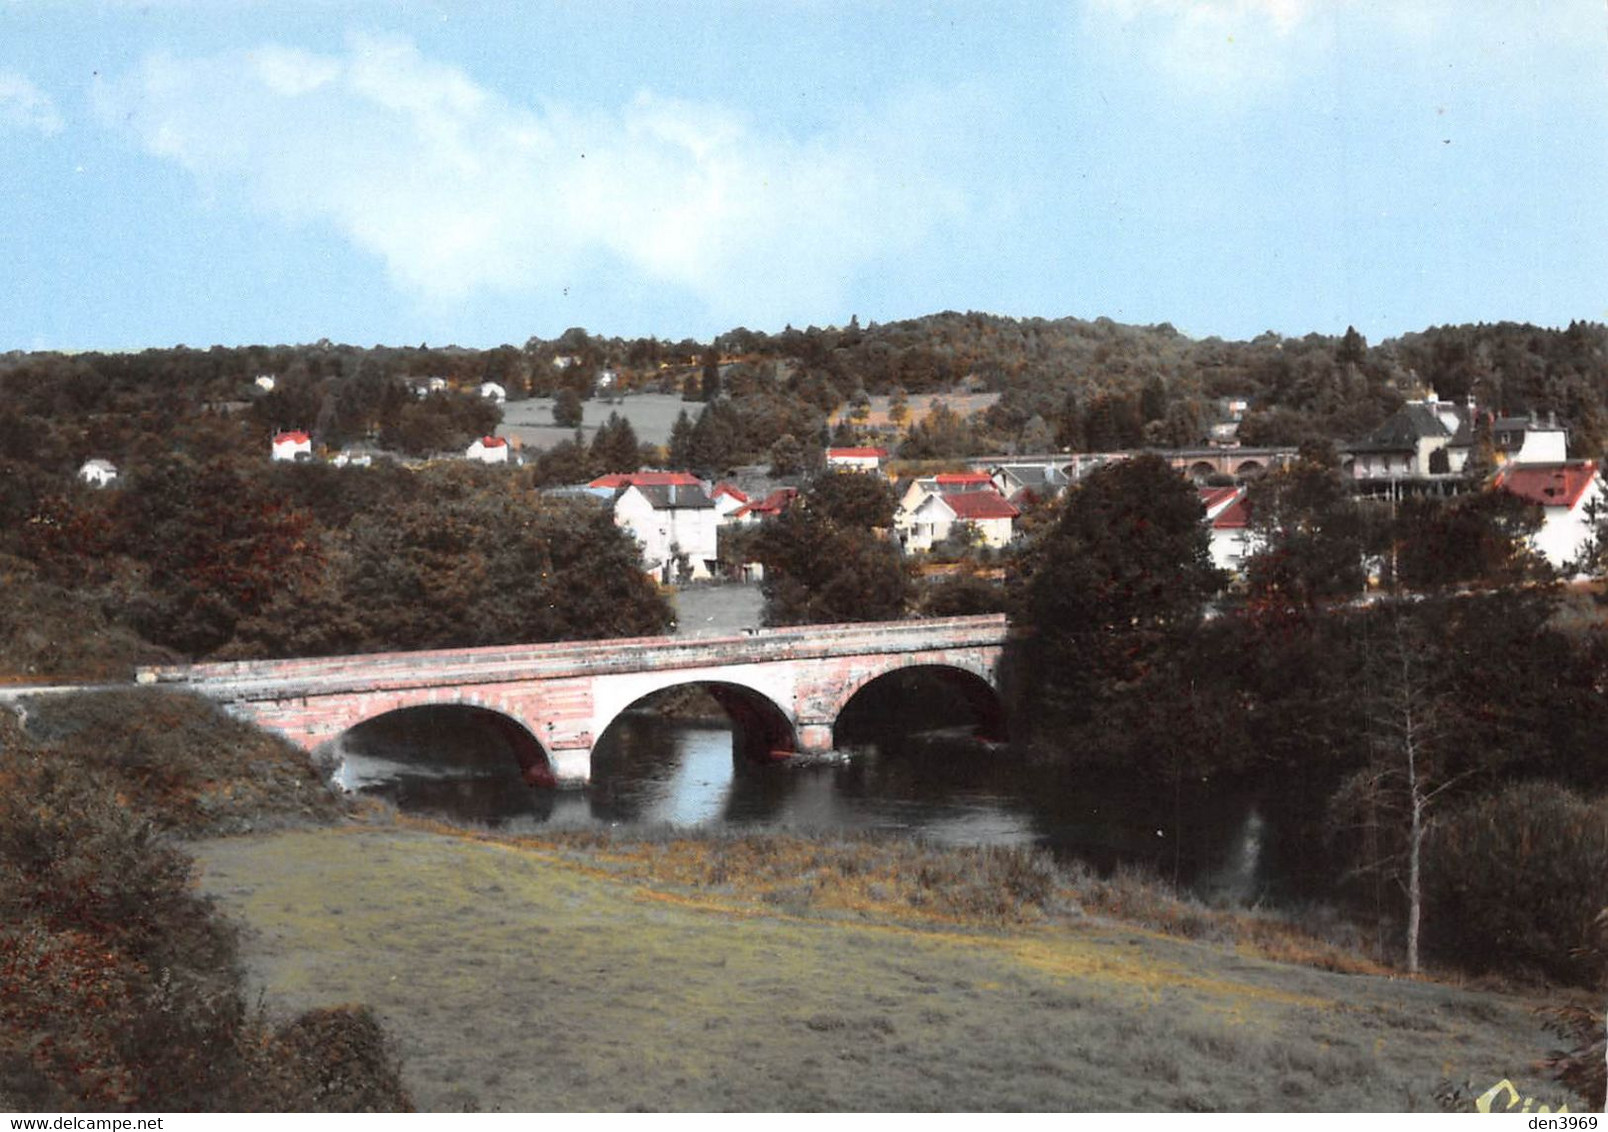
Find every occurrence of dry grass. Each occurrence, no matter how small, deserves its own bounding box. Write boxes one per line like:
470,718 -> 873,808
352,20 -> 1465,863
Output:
192,820 -> 1584,1112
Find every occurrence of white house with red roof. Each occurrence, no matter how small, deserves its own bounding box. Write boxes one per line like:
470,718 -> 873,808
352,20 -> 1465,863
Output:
901,489 -> 1019,552
466,435 -> 510,464
271,430 -> 312,461
731,487 -> 800,525
1493,461 -> 1604,571
590,472 -> 719,582
1199,485 -> 1254,574
825,446 -> 889,472
710,482 -> 750,523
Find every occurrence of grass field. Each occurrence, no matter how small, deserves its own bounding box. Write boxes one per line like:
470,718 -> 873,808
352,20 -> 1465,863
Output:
193,822 -> 1580,1113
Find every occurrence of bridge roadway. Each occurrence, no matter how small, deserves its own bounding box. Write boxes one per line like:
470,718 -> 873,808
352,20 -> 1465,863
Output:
135,614 -> 1012,786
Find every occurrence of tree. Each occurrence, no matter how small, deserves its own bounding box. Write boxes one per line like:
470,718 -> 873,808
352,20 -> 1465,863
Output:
700,344 -> 723,402
1025,454 -> 1221,725
590,412 -> 640,474
1394,491 -> 1548,592
1330,614 -> 1469,973
752,475 -> 911,625
553,388 -> 584,429
1243,451 -> 1367,614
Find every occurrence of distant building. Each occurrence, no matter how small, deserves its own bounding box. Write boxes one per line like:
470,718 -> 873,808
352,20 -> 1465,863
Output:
606,476 -> 719,582
900,488 -> 1018,553
1493,461 -> 1604,571
466,436 -> 510,464
271,431 -> 312,461
1199,485 -> 1253,574
1492,413 -> 1568,466
710,483 -> 750,522
1344,393 -> 1475,482
78,458 -> 118,488
479,382 -> 507,404
254,374 -> 277,392
825,446 -> 889,473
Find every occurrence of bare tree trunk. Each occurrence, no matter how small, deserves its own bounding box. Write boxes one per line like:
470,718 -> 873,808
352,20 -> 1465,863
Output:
1407,788 -> 1423,974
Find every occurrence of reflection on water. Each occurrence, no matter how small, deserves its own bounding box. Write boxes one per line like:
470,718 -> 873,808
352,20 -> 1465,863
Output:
333,707 -> 1303,899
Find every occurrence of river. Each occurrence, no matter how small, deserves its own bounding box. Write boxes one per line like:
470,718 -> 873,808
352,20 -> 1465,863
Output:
331,693 -> 1333,906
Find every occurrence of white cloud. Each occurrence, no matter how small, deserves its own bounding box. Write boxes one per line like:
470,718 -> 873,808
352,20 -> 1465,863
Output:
0,71 -> 64,136
1082,2 -> 1607,104
93,34 -> 966,325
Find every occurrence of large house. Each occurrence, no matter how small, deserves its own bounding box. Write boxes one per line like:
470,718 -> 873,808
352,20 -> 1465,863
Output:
1344,394 -> 1475,482
591,472 -> 719,582
1492,461 -> 1604,572
78,458 -> 118,488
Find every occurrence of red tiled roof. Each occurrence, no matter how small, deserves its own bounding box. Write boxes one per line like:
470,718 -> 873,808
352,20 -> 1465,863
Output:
589,471 -> 703,489
273,431 -> 310,445
945,491 -> 1019,520
827,447 -> 889,460
1198,485 -> 1240,512
1494,462 -> 1600,510
478,436 -> 507,448
712,482 -> 749,503
1213,498 -> 1252,529
735,487 -> 798,519
935,472 -> 992,485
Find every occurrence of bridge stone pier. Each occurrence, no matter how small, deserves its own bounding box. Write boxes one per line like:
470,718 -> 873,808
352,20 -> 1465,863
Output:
139,614 -> 1010,787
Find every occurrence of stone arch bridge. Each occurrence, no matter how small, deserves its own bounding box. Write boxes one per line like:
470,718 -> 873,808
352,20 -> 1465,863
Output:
138,614 -> 1011,786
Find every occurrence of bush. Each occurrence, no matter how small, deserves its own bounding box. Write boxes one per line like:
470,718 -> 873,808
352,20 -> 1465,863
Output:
1424,782 -> 1608,983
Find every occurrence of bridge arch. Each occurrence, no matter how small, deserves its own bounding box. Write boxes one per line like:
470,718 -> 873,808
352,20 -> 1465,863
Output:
829,661 -> 1007,749
1187,460 -> 1219,483
590,675 -> 799,765
334,700 -> 557,787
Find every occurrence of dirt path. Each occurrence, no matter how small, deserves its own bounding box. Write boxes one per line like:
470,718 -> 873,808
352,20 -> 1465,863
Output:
193,826 -> 1572,1112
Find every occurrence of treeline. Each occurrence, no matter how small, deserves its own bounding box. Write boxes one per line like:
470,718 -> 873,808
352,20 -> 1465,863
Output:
1014,455 -> 1608,985
4,455 -> 671,671
9,316 -> 1607,477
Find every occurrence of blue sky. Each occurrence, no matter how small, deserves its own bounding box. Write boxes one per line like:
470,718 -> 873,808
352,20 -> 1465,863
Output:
3,1 -> 1605,351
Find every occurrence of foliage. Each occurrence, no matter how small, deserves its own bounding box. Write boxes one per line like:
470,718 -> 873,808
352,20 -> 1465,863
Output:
552,387 -> 584,429
0,707 -> 410,1111
753,474 -> 912,625
1393,490 -> 1549,592
1244,453 -> 1367,613
1025,454 -> 1222,725
1424,782 -> 1608,984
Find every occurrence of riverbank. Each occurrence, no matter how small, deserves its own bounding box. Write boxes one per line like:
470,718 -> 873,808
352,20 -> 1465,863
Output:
193,818 -> 1579,1112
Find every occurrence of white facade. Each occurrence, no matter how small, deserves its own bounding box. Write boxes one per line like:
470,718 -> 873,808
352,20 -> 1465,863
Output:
614,485 -> 720,581
466,436 -> 510,464
479,382 -> 507,404
78,459 -> 118,487
271,432 -> 312,461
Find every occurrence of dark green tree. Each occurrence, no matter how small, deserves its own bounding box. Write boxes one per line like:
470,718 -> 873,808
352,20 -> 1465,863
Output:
552,388 -> 584,429
1025,454 -> 1221,725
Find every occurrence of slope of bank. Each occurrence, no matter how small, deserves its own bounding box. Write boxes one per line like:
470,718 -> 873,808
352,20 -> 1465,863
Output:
193,823 -> 1579,1113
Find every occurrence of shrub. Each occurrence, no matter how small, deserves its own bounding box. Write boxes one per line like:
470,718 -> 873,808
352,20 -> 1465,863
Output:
1424,782 -> 1608,983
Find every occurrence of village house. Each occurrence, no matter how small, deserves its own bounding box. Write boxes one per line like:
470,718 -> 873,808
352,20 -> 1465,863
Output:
989,462 -> 1070,507
590,472 -> 719,582
466,435 -> 510,464
1199,485 -> 1254,574
1344,393 -> 1476,482
1492,461 -> 1605,572
1492,412 -> 1568,466
825,446 -> 889,473
710,483 -> 750,522
253,374 -> 276,392
900,489 -> 1019,553
730,487 -> 800,525
271,430 -> 312,461
77,458 -> 118,488
479,382 -> 507,404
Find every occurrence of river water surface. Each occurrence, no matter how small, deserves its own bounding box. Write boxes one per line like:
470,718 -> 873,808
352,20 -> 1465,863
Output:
332,698 -> 1329,905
